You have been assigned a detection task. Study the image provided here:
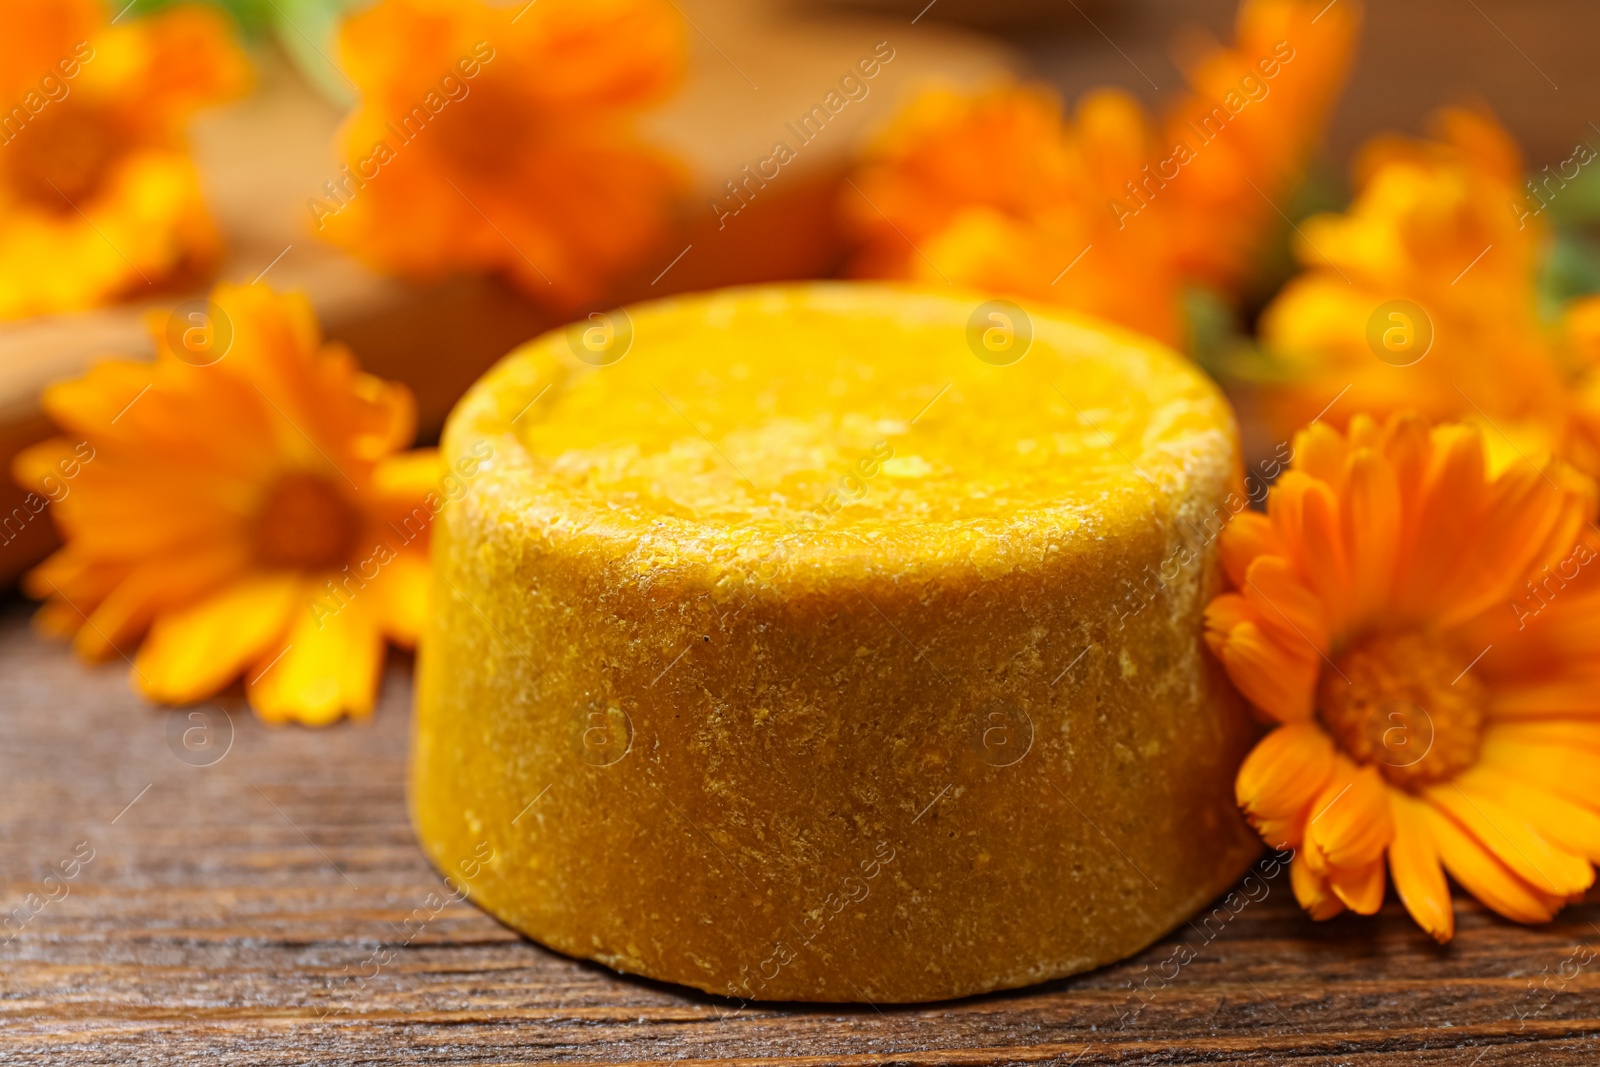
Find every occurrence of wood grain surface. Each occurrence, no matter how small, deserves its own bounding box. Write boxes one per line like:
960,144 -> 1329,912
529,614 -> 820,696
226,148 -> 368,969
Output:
1,602 -> 1598,1065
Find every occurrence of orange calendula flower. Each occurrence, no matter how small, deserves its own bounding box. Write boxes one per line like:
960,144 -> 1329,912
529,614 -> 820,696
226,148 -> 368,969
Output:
316,0 -> 685,310
1162,0 -> 1361,290
1563,296 -> 1600,472
1259,108 -> 1600,473
0,0 -> 248,318
846,0 -> 1359,346
847,85 -> 1187,345
14,283 -> 444,726
1206,412 -> 1600,940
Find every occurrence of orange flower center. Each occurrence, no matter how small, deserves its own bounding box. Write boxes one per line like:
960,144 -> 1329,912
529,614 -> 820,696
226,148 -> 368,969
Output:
1317,630 -> 1488,789
253,472 -> 361,570
6,105 -> 129,212
432,76 -> 538,178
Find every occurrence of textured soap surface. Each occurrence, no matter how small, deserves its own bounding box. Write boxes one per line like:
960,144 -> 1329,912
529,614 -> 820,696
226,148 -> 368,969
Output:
413,283 -> 1260,1003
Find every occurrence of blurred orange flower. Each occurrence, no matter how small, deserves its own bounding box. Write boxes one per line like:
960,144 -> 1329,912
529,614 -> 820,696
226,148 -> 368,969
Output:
847,85 -> 1187,344
316,0 -> 685,310
1163,0 -> 1362,290
15,283 -> 443,726
1563,295 -> 1600,472
1257,108 -> 1593,470
1207,413 -> 1600,939
0,0 -> 247,319
845,0 -> 1360,347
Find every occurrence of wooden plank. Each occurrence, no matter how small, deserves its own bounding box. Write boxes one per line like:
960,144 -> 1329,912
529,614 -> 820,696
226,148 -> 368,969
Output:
2,604 -> 1598,1063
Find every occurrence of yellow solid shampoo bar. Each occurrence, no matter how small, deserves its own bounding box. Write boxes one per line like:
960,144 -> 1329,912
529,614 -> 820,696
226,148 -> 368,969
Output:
412,283 -> 1260,1002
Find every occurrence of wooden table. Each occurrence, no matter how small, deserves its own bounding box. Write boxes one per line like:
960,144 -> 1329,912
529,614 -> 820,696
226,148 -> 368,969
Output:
2,603 -> 1597,1064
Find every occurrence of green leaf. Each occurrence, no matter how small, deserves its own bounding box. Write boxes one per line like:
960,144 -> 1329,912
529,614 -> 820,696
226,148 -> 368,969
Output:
122,0 -> 363,105
270,0 -> 364,106
120,0 -> 276,36
1537,229 -> 1600,320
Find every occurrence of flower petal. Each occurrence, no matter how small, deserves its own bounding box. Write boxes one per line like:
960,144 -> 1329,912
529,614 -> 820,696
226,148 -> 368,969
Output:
1306,763 -> 1394,871
1243,554 -> 1330,655
40,362 -> 158,437
371,448 -> 444,509
1437,461 -> 1582,628
73,540 -> 249,662
1329,857 -> 1386,915
135,574 -> 301,704
1235,723 -> 1337,849
1214,619 -> 1319,723
1341,446 -> 1400,628
1489,678 -> 1600,719
1204,592 -> 1253,652
1291,422 -> 1350,491
1484,722 -> 1600,760
1290,851 -> 1346,920
1388,791 -> 1454,942
1293,476 -> 1351,634
1476,730 -> 1600,816
1396,424 -> 1487,617
1419,796 -> 1564,924
1423,783 -> 1594,898
247,594 -> 385,726
375,549 -> 431,647
1218,511 -> 1284,590
1461,766 -> 1600,864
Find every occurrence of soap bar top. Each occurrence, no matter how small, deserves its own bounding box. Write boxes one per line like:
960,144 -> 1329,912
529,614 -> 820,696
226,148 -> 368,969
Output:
447,283 -> 1236,568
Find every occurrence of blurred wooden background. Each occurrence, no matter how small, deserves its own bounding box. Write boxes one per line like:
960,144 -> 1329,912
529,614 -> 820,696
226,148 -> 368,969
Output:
851,0 -> 1590,166
1015,0 -> 1594,167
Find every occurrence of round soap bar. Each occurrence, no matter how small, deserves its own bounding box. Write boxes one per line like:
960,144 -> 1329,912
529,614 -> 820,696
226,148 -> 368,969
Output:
413,283 -> 1260,1003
